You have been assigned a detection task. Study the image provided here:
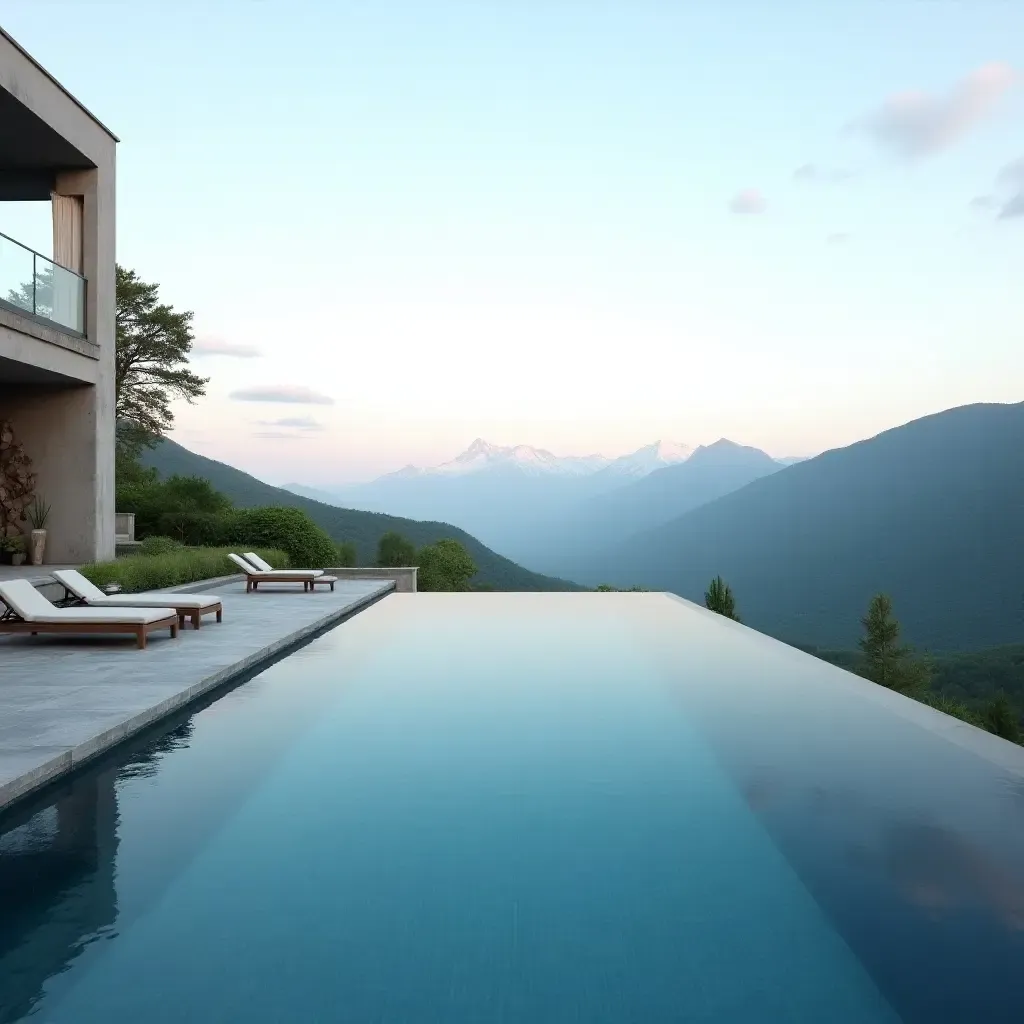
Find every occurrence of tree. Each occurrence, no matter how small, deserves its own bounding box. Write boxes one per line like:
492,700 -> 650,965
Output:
983,693 -> 1021,743
377,531 -> 417,567
857,593 -> 930,695
117,473 -> 232,540
115,266 -> 207,458
5,263 -> 53,318
336,541 -> 358,567
705,576 -> 740,621
416,539 -> 477,591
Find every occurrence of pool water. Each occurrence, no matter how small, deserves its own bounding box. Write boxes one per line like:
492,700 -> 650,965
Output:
2,593 -> 1024,1022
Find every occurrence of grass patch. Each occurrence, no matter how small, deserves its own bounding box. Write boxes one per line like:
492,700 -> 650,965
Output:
81,547 -> 290,593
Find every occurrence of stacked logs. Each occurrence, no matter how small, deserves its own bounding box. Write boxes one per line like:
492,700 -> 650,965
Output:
0,420 -> 36,538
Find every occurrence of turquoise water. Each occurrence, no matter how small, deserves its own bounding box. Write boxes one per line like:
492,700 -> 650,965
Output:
2,593 -> 1024,1022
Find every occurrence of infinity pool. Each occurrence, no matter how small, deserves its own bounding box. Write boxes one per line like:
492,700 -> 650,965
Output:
2,593 -> 1023,1022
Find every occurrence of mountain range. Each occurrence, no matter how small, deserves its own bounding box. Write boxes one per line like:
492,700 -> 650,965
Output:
150,400 -> 1024,653
529,439 -> 787,577
285,437 -> 799,564
139,439 -> 584,593
582,402 -> 1024,652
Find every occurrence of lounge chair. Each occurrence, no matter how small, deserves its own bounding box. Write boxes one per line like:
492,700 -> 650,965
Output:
246,553 -> 342,592
228,554 -> 328,593
243,553 -> 337,591
243,553 -> 323,577
0,579 -> 179,649
51,569 -> 224,630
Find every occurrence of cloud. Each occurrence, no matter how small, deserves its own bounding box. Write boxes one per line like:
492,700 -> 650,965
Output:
997,157 -> 1024,188
729,188 -> 767,215
826,232 -> 851,245
256,416 -> 324,431
252,431 -> 311,440
974,157 -> 1024,220
999,192 -> 1024,219
794,163 -> 854,184
191,336 -> 262,358
229,385 -> 334,405
856,62 -> 1017,158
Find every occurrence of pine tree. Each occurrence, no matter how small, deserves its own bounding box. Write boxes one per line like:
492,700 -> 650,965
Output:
115,266 -> 207,459
858,593 -> 929,695
705,576 -> 740,621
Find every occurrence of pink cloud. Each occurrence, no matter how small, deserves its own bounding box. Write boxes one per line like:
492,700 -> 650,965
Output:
857,62 -> 1017,158
729,188 -> 767,215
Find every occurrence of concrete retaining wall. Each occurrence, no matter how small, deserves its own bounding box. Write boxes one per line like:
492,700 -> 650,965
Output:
325,567 -> 417,593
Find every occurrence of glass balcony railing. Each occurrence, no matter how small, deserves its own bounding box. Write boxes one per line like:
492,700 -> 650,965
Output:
0,230 -> 86,335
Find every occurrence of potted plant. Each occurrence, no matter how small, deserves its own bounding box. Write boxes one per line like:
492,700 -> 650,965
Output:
10,534 -> 26,567
26,496 -> 51,566
0,536 -> 13,565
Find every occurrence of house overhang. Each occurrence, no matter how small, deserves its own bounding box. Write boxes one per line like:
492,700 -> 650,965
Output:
0,86 -> 96,199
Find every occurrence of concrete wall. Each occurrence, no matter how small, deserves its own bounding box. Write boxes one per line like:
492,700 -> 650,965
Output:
0,384 -> 113,562
0,31 -> 117,563
325,567 -> 418,593
0,307 -> 101,381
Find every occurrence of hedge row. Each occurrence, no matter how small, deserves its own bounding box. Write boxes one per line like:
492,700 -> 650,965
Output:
151,507 -> 341,568
82,547 -> 290,593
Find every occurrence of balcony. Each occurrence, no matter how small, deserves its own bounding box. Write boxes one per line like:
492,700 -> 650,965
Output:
0,230 -> 86,336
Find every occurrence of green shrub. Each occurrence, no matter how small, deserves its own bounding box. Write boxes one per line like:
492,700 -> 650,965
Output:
336,540 -> 358,567
416,538 -> 477,592
157,510 -> 227,546
81,546 -> 290,593
222,507 -> 337,568
982,693 -> 1021,743
119,474 -> 233,538
378,531 -> 417,567
921,692 -> 983,729
138,535 -> 184,556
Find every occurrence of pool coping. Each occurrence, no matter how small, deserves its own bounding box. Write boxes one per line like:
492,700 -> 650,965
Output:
0,582 -> 394,814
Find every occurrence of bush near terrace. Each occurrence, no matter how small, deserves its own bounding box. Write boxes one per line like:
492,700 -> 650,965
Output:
117,469 -> 350,568
83,546 -> 291,593
116,469 -> 481,592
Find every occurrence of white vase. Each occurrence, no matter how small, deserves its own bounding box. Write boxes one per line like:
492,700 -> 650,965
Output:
30,529 -> 46,566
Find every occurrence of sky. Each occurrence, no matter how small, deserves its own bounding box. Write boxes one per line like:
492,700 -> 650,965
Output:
3,0 -> 1022,484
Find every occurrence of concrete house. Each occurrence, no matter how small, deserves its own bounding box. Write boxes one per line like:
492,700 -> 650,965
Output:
0,26 -> 116,563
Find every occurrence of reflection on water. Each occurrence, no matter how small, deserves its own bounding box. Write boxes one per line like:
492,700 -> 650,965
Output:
745,775 -> 1024,929
118,721 -> 194,780
736,767 -> 1024,1022
0,772 -> 119,1023
0,720 -> 194,1021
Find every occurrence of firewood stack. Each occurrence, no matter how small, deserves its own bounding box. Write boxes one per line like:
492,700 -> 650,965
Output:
0,420 -> 37,539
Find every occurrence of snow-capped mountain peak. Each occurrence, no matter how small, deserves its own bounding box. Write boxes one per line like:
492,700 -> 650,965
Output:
433,439 -> 610,477
601,440 -> 694,478
376,438 -> 697,483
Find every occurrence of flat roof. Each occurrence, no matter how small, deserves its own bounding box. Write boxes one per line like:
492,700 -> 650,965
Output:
0,25 -> 119,143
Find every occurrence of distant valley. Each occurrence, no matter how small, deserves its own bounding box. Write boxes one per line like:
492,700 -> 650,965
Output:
139,439 -> 585,593
283,402 -> 1024,653
153,401 -> 1024,653
584,402 -> 1024,652
284,438 -> 800,567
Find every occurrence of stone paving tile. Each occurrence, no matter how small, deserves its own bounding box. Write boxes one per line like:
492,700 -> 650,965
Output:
0,579 -> 392,810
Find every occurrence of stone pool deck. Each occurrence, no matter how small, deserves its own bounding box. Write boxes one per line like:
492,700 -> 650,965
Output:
0,576 -> 393,812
